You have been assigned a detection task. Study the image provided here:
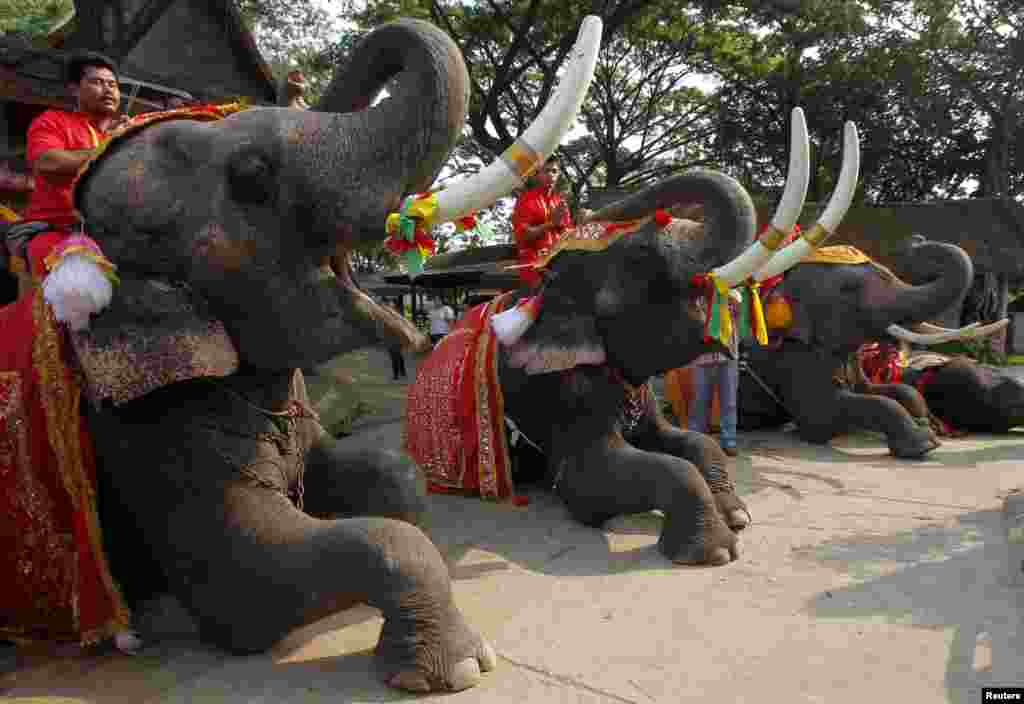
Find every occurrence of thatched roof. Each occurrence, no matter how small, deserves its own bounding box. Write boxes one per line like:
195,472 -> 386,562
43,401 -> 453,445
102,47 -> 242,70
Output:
383,245 -> 523,290
0,0 -> 277,109
783,198 -> 1024,278
592,188 -> 1024,278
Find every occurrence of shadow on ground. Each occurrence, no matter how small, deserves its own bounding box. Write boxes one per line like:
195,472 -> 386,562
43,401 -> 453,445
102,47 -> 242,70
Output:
800,508 -> 1024,704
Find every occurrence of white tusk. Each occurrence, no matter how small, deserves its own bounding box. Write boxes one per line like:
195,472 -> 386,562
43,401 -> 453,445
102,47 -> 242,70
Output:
913,321 -> 980,335
887,323 -> 972,345
955,318 -> 1009,340
754,121 -> 860,282
432,16 -> 603,223
910,319 -> 1008,341
712,107 -> 809,287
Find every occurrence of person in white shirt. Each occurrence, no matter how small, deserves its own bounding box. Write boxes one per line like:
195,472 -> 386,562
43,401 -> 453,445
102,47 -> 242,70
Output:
428,299 -> 456,346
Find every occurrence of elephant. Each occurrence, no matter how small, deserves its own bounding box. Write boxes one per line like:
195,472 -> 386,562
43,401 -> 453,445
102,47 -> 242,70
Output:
900,352 -> 1024,433
736,236 -> 977,458
844,339 -> 1023,435
0,18 -> 603,693
407,109 -> 861,566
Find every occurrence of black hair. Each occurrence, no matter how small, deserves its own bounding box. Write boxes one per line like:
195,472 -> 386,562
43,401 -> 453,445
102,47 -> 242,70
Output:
65,51 -> 119,85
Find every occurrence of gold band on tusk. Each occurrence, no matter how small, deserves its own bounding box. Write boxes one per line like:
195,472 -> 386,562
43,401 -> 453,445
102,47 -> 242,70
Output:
500,138 -> 543,182
802,223 -> 832,247
758,226 -> 789,251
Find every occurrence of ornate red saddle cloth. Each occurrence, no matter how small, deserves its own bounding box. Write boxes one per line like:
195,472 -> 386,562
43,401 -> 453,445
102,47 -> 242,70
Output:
405,293 -> 517,500
0,291 -> 129,644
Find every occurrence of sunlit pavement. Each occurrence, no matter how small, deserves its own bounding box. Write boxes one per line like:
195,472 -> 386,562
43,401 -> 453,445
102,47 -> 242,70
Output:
3,350 -> 1023,703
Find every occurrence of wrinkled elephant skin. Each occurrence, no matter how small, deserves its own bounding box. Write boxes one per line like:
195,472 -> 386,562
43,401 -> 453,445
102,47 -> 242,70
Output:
738,239 -> 973,458
69,20 -> 495,693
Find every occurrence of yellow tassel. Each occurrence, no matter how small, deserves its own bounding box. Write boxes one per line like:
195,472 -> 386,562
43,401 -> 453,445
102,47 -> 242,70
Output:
710,273 -> 733,348
748,281 -> 768,345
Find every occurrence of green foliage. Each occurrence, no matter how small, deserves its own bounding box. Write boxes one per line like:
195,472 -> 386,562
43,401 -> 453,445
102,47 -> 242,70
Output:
326,399 -> 372,437
0,0 -> 72,34
241,0 -> 1023,225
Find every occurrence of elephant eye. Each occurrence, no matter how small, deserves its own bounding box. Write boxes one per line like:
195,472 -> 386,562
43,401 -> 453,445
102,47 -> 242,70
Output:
228,148 -> 274,205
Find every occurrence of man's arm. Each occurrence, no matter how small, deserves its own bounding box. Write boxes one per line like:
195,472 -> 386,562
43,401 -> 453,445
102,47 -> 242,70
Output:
32,148 -> 98,179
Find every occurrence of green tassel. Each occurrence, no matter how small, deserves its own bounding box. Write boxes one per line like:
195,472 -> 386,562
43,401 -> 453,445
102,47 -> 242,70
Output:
402,249 -> 424,274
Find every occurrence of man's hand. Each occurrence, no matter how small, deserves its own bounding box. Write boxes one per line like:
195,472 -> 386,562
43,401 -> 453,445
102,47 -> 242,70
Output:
551,203 -> 568,224
108,114 -> 132,132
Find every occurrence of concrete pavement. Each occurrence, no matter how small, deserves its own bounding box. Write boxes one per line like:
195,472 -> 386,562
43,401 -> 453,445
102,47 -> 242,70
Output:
3,350 -> 1023,703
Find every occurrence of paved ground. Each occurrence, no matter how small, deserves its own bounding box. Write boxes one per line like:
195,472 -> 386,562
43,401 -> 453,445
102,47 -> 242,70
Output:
3,348 -> 1024,703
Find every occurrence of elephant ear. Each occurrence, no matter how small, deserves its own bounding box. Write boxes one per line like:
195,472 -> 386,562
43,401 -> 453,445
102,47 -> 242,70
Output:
505,272 -> 608,375
69,277 -> 239,405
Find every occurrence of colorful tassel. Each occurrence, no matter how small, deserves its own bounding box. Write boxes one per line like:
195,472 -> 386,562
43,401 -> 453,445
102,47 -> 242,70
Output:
744,280 -> 768,345
454,213 -> 478,233
491,295 -> 543,346
384,192 -> 440,273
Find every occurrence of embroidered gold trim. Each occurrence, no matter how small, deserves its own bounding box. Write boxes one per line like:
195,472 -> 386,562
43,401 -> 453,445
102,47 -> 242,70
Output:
32,290 -> 131,642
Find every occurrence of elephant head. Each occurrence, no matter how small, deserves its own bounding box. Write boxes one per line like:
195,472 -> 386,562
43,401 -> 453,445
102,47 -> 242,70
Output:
765,235 -> 975,359
502,110 -> 860,385
70,18 -> 602,403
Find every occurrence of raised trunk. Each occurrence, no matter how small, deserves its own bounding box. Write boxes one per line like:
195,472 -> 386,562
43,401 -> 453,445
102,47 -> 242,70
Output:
877,240 -> 974,331
593,169 -> 758,268
294,19 -> 469,245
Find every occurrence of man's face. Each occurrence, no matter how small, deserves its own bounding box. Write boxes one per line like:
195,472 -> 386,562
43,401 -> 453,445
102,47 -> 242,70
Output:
76,66 -> 120,117
539,162 -> 560,187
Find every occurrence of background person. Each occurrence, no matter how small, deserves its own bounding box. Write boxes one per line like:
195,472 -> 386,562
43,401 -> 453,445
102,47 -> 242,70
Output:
687,289 -> 743,456
387,299 -> 408,380
428,298 -> 456,346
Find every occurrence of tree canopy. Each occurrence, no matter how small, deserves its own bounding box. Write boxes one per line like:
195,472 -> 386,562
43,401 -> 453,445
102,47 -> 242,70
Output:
235,0 -> 1024,255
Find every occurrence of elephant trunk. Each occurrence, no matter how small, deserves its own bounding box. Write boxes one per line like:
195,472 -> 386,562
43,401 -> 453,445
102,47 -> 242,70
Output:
291,19 -> 470,247
591,169 -> 759,269
875,240 -> 974,332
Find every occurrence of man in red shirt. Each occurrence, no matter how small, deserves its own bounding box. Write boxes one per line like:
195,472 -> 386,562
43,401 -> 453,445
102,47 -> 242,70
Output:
21,51 -> 126,278
511,160 -> 573,287
0,51 -> 142,654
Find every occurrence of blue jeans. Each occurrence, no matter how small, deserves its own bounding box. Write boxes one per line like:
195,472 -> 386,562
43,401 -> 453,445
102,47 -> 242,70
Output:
687,360 -> 739,448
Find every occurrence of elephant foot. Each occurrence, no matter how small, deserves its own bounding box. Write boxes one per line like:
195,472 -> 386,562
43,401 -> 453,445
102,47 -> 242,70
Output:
714,491 -> 751,532
889,422 -> 941,459
376,606 -> 496,693
658,515 -> 740,566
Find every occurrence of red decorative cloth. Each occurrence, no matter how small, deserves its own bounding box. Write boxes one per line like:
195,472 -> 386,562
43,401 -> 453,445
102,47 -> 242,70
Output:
857,342 -> 903,384
0,289 -> 130,644
405,293 -> 518,500
24,110 -> 105,227
511,187 -> 573,287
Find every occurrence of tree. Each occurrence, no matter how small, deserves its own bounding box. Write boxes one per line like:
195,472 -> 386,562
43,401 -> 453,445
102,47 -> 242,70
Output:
0,0 -> 73,35
561,17 -> 723,206
870,0 -> 1024,201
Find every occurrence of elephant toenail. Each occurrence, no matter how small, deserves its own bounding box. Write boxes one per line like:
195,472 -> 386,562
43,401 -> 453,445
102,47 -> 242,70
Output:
448,657 -> 483,691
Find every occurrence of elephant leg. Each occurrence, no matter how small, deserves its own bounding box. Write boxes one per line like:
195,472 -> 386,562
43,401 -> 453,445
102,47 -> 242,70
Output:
860,382 -> 932,421
301,439 -> 428,526
555,440 -> 738,566
829,389 -> 939,458
167,489 -> 494,693
631,418 -> 750,531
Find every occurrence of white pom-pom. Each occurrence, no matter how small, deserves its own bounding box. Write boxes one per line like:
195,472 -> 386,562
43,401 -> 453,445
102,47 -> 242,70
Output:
491,296 -> 542,346
42,254 -> 114,331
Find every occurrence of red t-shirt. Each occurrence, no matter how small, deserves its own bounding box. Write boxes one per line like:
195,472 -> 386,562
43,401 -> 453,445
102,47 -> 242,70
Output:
24,109 -> 104,226
511,187 -> 573,265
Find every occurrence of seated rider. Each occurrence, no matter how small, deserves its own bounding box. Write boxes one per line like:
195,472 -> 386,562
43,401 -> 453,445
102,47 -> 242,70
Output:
511,159 -> 573,288
20,51 -> 128,281
0,50 -> 142,654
